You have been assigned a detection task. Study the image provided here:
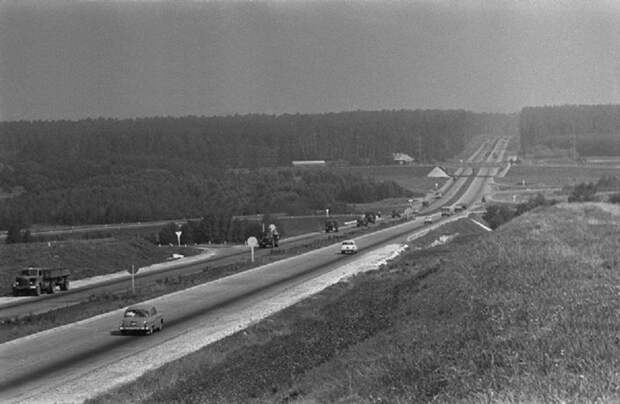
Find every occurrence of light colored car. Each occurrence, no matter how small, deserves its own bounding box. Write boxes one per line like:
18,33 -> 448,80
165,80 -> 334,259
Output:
340,240 -> 358,254
119,305 -> 164,335
424,215 -> 434,225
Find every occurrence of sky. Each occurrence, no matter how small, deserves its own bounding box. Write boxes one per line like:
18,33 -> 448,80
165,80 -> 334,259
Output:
1,0 -> 619,121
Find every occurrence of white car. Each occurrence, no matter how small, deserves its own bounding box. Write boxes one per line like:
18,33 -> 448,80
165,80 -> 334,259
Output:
424,215 -> 434,225
340,240 -> 358,254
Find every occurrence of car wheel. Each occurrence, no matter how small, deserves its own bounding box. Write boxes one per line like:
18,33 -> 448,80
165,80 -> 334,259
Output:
146,326 -> 153,335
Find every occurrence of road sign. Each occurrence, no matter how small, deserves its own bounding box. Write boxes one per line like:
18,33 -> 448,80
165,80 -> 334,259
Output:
247,236 -> 258,262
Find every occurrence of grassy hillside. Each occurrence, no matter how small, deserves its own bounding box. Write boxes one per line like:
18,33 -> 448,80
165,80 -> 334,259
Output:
0,238 -> 199,295
91,202 -> 620,403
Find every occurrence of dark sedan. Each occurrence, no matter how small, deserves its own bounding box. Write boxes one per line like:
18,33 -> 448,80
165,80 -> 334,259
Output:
119,305 -> 164,335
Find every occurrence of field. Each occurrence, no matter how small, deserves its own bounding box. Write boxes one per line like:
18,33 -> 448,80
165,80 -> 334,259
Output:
90,203 -> 620,403
331,165 -> 445,194
500,165 -> 620,188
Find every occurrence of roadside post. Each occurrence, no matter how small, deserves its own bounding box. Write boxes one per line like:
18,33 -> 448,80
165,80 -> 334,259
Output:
247,236 -> 258,263
175,230 -> 182,247
128,264 -> 139,294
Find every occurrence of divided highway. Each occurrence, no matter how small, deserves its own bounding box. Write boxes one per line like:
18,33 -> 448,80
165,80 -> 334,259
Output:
0,136 -> 511,402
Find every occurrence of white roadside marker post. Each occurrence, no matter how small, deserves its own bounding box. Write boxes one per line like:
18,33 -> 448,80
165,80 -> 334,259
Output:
247,236 -> 258,263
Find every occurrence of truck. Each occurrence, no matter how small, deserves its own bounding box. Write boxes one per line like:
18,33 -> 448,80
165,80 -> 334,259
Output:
364,212 -> 377,224
454,203 -> 467,213
259,224 -> 280,248
356,216 -> 369,227
12,267 -> 70,296
324,220 -> 339,233
441,206 -> 454,217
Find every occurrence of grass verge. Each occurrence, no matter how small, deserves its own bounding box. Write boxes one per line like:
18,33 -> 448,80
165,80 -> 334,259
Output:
0,238 -> 199,296
91,202 -> 620,403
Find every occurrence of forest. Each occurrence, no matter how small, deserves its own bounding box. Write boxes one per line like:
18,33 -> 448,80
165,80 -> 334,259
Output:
0,110 -> 513,229
519,105 -> 620,156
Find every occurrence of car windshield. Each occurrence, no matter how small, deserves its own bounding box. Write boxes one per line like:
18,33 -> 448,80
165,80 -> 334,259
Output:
21,269 -> 39,276
343,241 -> 355,245
124,309 -> 148,318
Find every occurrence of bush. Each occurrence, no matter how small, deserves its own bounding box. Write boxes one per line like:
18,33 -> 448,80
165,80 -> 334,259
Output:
483,205 -> 515,229
568,182 -> 597,202
609,193 -> 620,204
484,193 -> 556,229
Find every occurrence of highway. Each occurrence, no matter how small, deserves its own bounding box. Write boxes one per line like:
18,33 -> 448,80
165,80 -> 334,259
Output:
0,136 -> 511,402
0,138 -> 502,320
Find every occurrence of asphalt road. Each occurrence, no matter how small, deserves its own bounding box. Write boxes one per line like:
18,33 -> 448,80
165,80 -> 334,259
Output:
0,136 -> 511,402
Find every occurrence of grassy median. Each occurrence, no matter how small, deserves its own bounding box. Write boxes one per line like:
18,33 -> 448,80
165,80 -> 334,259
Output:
91,203 -> 620,403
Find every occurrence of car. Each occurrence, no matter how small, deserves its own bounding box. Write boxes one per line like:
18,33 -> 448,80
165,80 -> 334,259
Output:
340,240 -> 358,254
119,305 -> 164,335
424,215 -> 434,225
454,203 -> 467,213
441,206 -> 453,217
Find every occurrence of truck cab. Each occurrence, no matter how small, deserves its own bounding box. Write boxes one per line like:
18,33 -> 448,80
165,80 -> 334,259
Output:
441,206 -> 453,217
324,220 -> 339,232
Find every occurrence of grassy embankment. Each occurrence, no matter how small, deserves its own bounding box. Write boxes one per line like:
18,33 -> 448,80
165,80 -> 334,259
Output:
0,238 -> 200,296
92,203 -> 620,403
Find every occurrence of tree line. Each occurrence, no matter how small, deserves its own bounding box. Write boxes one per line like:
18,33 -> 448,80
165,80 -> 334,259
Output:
1,169 -> 412,237
519,104 -> 620,156
0,110 -> 513,231
0,110 -> 512,190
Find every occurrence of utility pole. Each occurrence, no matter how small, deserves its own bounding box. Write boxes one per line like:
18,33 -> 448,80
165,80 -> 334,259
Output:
417,134 -> 423,163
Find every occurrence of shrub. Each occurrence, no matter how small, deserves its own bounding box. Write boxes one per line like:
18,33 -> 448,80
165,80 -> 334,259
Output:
483,205 -> 515,229
568,182 -> 597,202
609,193 -> 620,204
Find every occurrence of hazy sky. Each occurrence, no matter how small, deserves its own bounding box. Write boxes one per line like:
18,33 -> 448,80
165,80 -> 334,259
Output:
1,0 -> 620,121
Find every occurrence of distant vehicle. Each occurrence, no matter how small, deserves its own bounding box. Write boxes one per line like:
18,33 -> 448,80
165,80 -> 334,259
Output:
364,212 -> 377,224
433,192 -> 442,200
340,240 -> 358,254
391,210 -> 402,218
454,203 -> 467,213
422,200 -> 430,207
441,206 -> 453,217
356,216 -> 369,227
324,220 -> 339,233
424,216 -> 434,225
12,267 -> 70,296
119,305 -> 164,335
259,224 -> 279,248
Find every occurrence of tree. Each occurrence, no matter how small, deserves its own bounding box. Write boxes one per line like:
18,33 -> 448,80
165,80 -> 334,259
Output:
482,205 -> 515,230
5,223 -> 23,244
158,222 -> 179,245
